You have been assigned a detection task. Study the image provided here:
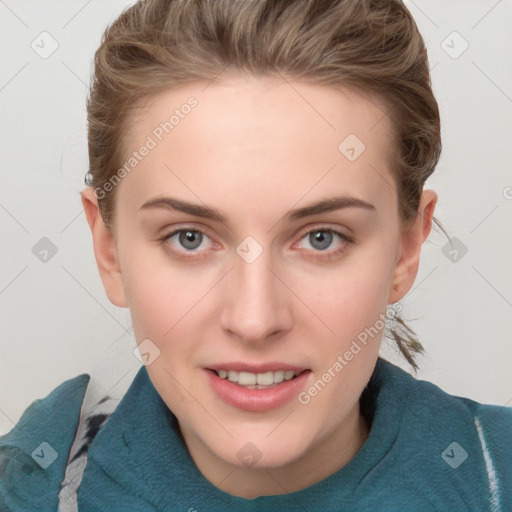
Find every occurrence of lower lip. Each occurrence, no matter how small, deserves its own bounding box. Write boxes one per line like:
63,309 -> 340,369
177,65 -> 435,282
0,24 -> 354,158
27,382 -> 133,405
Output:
205,369 -> 311,412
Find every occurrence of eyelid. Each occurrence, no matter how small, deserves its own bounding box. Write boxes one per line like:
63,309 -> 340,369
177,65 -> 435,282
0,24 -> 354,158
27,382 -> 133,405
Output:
157,222 -> 214,241
295,223 -> 353,241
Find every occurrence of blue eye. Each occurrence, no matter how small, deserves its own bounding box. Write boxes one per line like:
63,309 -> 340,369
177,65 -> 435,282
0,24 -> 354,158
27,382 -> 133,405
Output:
297,227 -> 352,259
304,230 -> 335,251
161,228 -> 212,253
159,226 -> 353,260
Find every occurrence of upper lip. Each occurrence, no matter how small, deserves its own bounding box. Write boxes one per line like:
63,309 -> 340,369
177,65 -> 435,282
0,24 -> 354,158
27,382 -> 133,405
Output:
206,362 -> 309,373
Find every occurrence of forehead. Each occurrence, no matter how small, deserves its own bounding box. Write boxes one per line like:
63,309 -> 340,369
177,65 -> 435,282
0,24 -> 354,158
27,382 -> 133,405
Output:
118,74 -> 396,223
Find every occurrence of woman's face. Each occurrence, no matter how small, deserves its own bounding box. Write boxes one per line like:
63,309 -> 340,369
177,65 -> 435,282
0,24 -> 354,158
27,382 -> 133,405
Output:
84,73 -> 435,490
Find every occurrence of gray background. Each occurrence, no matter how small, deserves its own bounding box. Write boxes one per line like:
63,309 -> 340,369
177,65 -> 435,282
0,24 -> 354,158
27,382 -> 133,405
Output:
1,0 -> 511,435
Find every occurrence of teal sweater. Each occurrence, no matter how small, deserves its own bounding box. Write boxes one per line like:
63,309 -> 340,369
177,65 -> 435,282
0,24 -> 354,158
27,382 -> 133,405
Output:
1,357 -> 511,511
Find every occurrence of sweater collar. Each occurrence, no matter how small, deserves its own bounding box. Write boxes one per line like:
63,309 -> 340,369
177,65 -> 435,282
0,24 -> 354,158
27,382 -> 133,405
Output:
86,357 -> 409,510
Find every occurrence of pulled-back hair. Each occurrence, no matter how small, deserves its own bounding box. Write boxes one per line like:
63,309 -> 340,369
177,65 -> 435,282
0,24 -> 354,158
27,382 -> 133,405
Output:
85,0 -> 444,370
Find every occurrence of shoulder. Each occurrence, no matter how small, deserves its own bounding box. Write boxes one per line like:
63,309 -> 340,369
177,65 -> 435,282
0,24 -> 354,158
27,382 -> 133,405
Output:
375,357 -> 512,431
401,362 -> 512,439
374,358 -> 512,509
0,373 -> 90,512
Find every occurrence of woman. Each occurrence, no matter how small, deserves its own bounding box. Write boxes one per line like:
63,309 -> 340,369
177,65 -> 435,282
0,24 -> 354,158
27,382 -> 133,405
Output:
1,0 -> 510,510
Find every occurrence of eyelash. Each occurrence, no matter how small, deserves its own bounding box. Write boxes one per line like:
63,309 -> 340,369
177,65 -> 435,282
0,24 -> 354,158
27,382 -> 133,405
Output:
158,225 -> 353,261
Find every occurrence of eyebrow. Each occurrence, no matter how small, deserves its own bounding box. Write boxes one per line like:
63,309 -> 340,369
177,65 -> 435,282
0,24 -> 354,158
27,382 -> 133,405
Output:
139,194 -> 376,223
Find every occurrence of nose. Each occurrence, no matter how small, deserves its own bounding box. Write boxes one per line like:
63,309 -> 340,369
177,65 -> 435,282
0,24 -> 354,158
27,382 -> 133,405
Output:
220,242 -> 293,345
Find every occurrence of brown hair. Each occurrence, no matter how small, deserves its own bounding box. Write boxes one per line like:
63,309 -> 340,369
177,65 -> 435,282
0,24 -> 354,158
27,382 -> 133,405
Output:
85,0 -> 445,371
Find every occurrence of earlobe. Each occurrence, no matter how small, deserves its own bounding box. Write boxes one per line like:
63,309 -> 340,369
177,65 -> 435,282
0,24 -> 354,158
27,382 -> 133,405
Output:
81,188 -> 128,308
388,190 -> 438,304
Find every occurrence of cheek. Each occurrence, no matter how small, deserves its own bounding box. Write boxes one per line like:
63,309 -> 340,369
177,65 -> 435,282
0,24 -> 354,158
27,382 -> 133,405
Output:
122,250 -> 207,410
123,226 -> 397,347
309,243 -> 396,342
296,247 -> 395,427
124,259 -> 172,338
121,241 -> 207,338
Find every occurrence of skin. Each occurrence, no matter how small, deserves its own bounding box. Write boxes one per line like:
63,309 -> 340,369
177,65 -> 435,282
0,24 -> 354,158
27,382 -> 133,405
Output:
82,73 -> 437,498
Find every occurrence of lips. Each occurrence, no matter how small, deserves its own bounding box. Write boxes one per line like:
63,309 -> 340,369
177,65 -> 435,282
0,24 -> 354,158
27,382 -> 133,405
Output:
204,363 -> 311,412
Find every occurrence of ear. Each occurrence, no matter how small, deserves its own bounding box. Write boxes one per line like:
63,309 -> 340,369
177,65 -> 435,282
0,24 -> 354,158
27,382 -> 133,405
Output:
388,189 -> 438,304
81,187 -> 128,308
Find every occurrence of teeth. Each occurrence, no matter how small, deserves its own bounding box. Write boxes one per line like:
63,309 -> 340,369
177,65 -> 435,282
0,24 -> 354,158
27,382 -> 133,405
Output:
256,371 -> 274,386
238,371 -> 256,386
273,370 -> 285,383
215,369 -> 300,385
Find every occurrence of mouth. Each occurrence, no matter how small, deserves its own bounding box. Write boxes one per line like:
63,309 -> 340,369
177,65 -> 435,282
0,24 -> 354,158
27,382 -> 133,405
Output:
209,368 -> 306,389
204,365 -> 312,412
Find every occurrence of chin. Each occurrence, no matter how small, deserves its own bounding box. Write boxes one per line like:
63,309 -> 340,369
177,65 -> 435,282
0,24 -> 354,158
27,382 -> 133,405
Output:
217,432 -> 311,470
